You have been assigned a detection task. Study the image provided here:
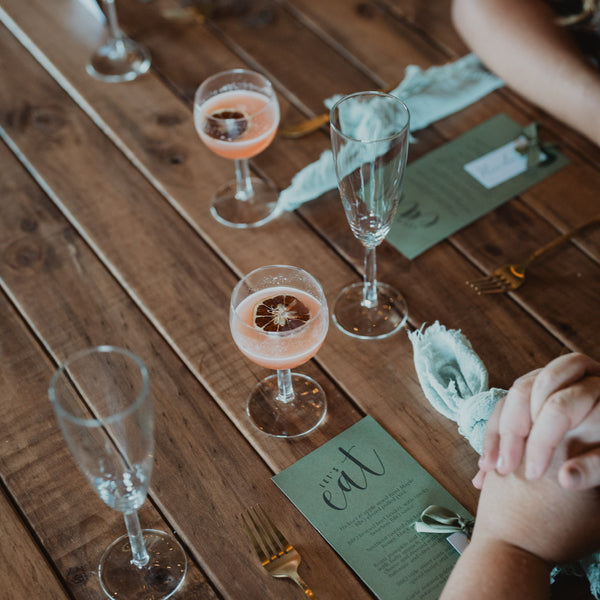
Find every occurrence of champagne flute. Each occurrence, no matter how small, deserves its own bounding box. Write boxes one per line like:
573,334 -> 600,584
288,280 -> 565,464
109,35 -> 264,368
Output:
230,265 -> 329,437
48,346 -> 186,600
330,91 -> 410,339
194,69 -> 280,228
87,0 -> 151,83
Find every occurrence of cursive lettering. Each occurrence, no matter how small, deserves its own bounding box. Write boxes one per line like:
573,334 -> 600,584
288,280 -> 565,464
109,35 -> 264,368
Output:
322,445 -> 385,510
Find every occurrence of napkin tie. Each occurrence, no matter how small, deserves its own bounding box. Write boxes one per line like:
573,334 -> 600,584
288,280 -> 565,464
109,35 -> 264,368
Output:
415,505 -> 474,539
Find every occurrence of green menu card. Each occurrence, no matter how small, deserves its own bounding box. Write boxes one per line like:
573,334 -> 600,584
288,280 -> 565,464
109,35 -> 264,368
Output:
388,113 -> 569,259
272,416 -> 471,599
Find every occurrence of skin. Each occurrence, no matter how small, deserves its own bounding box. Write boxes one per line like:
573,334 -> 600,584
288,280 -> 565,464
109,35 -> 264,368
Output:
441,420 -> 600,599
451,0 -> 600,146
475,353 -> 600,490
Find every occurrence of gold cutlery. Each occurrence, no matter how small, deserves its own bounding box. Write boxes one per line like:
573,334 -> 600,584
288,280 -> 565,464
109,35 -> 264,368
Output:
241,504 -> 317,598
279,113 -> 330,138
279,85 -> 394,139
467,215 -> 600,294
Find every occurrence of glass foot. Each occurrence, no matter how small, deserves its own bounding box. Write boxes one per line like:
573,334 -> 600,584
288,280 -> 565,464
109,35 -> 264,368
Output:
87,37 -> 151,83
333,281 -> 408,339
99,529 -> 187,599
211,177 -> 279,228
247,373 -> 327,438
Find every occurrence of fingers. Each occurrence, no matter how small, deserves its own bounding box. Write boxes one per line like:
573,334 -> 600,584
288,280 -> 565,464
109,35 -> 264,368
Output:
471,468 -> 485,490
530,353 -> 600,419
495,370 -> 540,474
524,376 -> 600,480
559,450 -> 600,490
477,396 -> 504,472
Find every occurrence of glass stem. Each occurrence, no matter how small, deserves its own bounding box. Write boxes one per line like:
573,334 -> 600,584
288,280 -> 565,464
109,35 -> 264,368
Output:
102,0 -> 127,54
104,0 -> 121,39
362,245 -> 378,308
234,159 -> 254,201
276,369 -> 295,404
124,511 -> 149,568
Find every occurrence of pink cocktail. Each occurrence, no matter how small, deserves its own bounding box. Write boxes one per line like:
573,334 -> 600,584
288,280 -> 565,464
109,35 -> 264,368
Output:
196,90 -> 279,160
230,266 -> 329,438
194,69 -> 280,229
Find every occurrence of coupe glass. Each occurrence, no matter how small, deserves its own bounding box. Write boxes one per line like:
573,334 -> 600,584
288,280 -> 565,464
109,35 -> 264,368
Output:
194,69 -> 280,228
330,91 -> 410,339
48,346 -> 186,600
87,0 -> 151,83
230,265 -> 329,437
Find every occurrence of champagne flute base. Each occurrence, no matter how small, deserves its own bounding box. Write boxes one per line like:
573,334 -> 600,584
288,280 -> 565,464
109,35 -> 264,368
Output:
87,37 -> 151,83
333,281 -> 408,339
247,373 -> 327,438
211,178 -> 279,228
99,529 -> 187,600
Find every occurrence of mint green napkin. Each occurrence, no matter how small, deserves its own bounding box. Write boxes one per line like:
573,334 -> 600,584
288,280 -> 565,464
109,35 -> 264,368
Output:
408,321 -> 504,454
277,54 -> 503,213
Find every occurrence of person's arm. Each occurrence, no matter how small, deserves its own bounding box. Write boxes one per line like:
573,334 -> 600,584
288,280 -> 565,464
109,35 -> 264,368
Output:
441,537 -> 551,600
442,438 -> 600,599
451,0 -> 600,145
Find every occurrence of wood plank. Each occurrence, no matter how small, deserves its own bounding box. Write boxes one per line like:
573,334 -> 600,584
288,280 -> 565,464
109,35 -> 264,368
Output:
0,139 -> 370,599
0,0 -> 580,510
0,5 -> 474,515
0,485 -> 68,599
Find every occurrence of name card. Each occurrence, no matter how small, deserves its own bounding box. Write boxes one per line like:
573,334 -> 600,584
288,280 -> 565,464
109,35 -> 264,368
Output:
272,416 -> 472,599
387,114 -> 569,259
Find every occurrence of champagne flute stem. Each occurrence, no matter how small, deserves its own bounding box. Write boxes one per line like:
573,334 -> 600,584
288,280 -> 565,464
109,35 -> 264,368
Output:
276,369 -> 295,403
362,245 -> 378,308
234,159 -> 254,201
102,0 -> 123,41
124,511 -> 150,568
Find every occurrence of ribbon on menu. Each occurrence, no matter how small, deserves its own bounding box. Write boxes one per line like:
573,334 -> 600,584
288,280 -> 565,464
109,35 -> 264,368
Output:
514,122 -> 558,168
415,505 -> 475,540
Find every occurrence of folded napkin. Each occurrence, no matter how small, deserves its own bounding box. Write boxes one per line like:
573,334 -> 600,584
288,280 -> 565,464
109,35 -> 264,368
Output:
408,321 -> 504,454
408,321 -> 600,598
277,54 -> 503,213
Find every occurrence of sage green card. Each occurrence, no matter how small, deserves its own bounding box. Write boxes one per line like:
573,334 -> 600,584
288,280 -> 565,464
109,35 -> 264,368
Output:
272,416 -> 471,599
387,113 -> 569,259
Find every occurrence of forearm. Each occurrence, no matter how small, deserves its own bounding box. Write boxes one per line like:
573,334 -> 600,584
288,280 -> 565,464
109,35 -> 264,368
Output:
451,0 -> 600,144
440,538 -> 552,600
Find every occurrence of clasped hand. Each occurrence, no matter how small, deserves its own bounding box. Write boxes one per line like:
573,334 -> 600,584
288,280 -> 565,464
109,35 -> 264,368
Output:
474,352 -> 600,490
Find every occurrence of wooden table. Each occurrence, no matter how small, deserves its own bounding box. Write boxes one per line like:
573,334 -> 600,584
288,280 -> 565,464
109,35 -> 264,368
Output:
1,0 -> 599,598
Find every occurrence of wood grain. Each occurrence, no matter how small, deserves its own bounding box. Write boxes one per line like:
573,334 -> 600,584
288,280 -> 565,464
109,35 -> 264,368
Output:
0,0 -> 598,598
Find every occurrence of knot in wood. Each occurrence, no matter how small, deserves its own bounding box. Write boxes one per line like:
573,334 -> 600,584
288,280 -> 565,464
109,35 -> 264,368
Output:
66,566 -> 90,586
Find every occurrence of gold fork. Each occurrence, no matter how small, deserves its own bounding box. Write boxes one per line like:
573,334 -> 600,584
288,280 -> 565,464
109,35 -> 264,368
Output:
467,215 -> 600,294
242,504 -> 318,598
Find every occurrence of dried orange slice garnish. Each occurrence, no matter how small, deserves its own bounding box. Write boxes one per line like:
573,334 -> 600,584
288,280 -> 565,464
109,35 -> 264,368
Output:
253,295 -> 311,332
204,109 -> 248,141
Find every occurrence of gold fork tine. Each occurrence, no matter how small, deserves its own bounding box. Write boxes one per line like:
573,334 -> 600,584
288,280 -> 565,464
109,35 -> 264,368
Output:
466,215 -> 600,294
255,504 -> 291,554
468,278 -> 509,293
241,509 -> 270,564
242,504 -> 318,598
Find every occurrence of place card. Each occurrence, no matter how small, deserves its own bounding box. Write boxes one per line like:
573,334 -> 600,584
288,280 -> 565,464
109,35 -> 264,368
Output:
387,114 -> 569,259
272,416 -> 472,599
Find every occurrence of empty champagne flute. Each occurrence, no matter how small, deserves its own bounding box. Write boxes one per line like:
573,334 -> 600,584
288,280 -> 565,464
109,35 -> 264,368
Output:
87,0 -> 151,83
230,265 -> 329,437
48,346 -> 186,599
330,91 -> 410,339
194,69 -> 280,228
